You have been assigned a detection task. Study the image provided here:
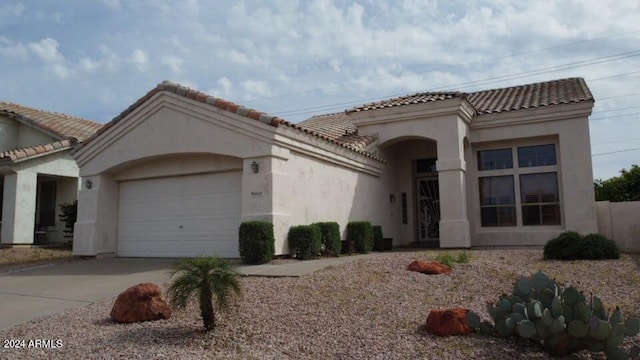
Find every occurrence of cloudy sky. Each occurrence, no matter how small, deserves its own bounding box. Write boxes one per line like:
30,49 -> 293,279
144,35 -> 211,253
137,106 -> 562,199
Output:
1,0 -> 638,180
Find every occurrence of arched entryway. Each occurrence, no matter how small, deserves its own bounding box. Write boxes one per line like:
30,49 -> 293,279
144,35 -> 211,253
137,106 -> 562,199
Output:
379,137 -> 440,247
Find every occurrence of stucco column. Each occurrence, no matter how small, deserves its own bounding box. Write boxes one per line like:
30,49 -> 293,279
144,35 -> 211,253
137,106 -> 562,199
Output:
73,174 -> 118,256
1,171 -> 37,245
240,150 -> 291,255
436,118 -> 471,248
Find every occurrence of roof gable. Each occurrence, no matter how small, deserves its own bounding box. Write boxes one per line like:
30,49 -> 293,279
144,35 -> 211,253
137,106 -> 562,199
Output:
79,81 -> 383,161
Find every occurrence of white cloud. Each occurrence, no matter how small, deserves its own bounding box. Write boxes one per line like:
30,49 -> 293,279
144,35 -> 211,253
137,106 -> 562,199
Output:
241,80 -> 271,98
101,0 -> 122,10
0,2 -> 25,18
0,36 -> 29,60
161,55 -> 183,73
130,49 -> 148,71
79,57 -> 100,73
28,38 -> 61,63
206,77 -> 234,99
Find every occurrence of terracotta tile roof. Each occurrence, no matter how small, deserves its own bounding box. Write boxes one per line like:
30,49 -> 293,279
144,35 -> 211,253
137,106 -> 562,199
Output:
0,101 -> 102,141
298,112 -> 376,151
0,140 -> 75,163
348,92 -> 462,113
346,78 -> 593,115
81,81 -> 384,162
466,77 -> 593,115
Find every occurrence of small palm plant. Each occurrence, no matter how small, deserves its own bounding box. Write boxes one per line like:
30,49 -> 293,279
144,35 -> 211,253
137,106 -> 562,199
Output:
167,256 -> 241,331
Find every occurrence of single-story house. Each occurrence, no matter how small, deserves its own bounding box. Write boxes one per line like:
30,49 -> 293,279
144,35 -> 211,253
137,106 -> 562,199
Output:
72,77 -> 597,257
0,102 -> 102,246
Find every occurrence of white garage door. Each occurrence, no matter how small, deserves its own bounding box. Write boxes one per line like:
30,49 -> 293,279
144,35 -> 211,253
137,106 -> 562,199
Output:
117,172 -> 241,257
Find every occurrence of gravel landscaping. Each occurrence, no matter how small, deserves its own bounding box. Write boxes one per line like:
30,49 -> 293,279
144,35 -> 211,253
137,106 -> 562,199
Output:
1,249 -> 639,359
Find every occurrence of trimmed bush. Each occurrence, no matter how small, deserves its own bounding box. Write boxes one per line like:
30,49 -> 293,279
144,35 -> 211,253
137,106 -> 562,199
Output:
347,221 -> 373,254
314,222 -> 341,257
238,221 -> 275,264
544,231 -> 620,260
288,225 -> 322,260
581,233 -> 620,259
372,225 -> 384,251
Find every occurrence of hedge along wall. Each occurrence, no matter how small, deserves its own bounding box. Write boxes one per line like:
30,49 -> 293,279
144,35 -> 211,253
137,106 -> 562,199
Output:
347,221 -> 373,254
238,221 -> 275,264
288,224 -> 322,260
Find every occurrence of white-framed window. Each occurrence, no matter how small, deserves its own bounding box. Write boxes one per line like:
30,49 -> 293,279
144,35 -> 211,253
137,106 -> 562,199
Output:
477,143 -> 560,227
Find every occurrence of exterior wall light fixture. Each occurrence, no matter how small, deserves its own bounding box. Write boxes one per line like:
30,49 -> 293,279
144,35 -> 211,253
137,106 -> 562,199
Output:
85,178 -> 93,189
251,161 -> 260,174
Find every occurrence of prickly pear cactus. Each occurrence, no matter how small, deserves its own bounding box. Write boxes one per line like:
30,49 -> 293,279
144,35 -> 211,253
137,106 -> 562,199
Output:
466,271 -> 640,359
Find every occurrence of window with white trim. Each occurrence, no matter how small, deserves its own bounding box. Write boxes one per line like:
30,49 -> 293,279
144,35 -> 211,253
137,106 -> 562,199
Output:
477,144 -> 560,227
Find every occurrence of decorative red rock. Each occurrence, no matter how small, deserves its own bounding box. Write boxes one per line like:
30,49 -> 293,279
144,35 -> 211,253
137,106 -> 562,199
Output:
110,283 -> 171,323
407,260 -> 452,274
426,308 -> 472,336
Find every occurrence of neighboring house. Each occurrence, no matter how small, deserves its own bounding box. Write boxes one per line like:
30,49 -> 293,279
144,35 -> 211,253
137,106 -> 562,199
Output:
0,102 -> 102,246
72,77 -> 597,258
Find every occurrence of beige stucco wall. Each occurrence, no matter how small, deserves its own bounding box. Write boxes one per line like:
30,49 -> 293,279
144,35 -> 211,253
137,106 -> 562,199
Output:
272,150 -> 383,253
0,114 -> 57,151
596,201 -> 640,253
17,124 -> 55,148
0,115 -> 19,151
468,103 -> 597,247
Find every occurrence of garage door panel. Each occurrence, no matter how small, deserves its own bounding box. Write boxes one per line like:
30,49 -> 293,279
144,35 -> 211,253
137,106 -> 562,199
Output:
117,172 -> 241,257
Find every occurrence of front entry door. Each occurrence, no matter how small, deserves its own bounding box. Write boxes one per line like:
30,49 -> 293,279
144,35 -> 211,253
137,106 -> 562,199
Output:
416,177 -> 440,243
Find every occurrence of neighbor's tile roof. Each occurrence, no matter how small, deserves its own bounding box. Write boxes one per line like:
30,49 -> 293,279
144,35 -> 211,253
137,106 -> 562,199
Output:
346,78 -> 593,115
0,140 -> 75,163
82,81 -> 383,161
0,101 -> 102,141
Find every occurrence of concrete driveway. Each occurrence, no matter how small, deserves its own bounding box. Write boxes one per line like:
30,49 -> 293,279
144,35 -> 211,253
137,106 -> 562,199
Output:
0,258 -> 176,331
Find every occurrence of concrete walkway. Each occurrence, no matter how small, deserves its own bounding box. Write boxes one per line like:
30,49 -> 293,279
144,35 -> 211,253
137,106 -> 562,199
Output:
235,252 -> 384,277
0,253 -> 383,331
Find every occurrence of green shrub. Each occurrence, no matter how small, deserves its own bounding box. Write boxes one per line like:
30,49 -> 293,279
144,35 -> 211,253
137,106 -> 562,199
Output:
544,231 -> 619,260
314,222 -> 341,257
238,221 -> 274,264
434,251 -> 471,267
347,221 -> 373,254
288,225 -> 322,260
435,251 -> 455,267
456,251 -> 471,264
372,225 -> 384,251
466,271 -> 640,358
543,231 -> 583,260
581,233 -> 620,259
